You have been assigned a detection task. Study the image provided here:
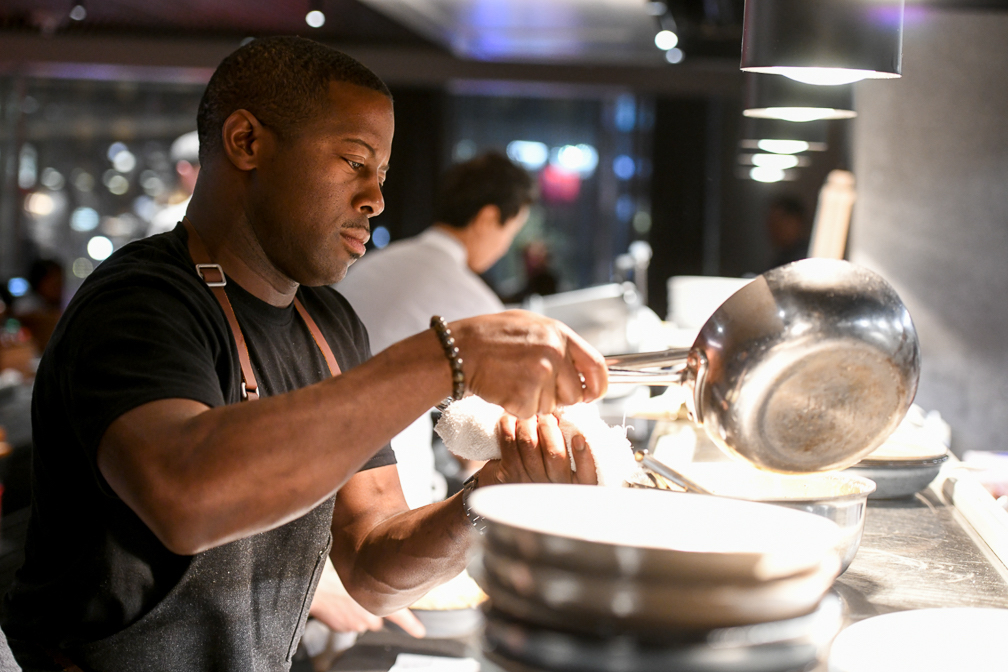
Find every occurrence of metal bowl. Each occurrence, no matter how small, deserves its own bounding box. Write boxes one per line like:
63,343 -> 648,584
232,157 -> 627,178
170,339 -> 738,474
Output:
843,455 -> 947,499
679,463 -> 876,573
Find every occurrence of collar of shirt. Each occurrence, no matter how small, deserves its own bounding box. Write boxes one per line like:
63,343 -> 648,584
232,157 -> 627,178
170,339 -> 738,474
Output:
419,227 -> 468,269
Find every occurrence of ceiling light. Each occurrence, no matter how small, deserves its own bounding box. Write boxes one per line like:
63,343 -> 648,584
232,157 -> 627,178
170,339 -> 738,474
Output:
740,117 -> 829,150
654,30 -> 678,51
757,139 -> 810,154
752,153 -> 800,170
744,73 -> 856,122
69,3 -> 86,21
750,166 -> 786,183
306,10 -> 326,28
741,0 -> 904,85
745,107 -> 855,123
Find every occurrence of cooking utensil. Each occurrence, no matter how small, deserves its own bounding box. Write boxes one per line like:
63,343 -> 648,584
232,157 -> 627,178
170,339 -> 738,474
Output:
677,463 -> 876,573
469,484 -> 842,584
636,450 -> 712,494
605,258 -> 920,473
482,593 -> 843,672
478,549 -> 838,633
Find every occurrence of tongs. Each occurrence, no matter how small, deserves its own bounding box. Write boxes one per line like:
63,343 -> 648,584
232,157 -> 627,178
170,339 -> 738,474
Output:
605,347 -> 693,386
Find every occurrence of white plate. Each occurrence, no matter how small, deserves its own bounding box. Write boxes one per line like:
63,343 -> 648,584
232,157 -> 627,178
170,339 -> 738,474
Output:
470,484 -> 842,582
828,608 -> 1008,672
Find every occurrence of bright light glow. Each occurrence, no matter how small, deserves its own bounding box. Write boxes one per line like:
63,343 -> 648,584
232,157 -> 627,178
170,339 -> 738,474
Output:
551,144 -> 598,176
87,236 -> 114,261
750,166 -> 786,183
25,192 -> 55,216
40,168 -> 65,190
106,142 -> 127,162
757,139 -> 811,155
112,150 -> 136,173
752,153 -> 799,170
72,257 -> 94,278
107,175 -> 129,195
744,107 -> 856,122
506,140 -> 549,170
372,226 -> 390,249
655,30 -> 679,50
306,10 -> 326,28
665,48 -> 684,64
743,67 -> 898,86
71,207 -> 100,232
7,278 -> 29,297
613,155 -> 636,180
69,4 -> 86,20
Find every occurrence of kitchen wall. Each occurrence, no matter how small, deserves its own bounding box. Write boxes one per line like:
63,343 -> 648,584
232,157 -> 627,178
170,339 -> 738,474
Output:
849,10 -> 1008,456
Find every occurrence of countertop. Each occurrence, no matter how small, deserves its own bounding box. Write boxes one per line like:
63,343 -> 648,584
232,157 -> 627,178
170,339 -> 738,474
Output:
315,475 -> 1008,672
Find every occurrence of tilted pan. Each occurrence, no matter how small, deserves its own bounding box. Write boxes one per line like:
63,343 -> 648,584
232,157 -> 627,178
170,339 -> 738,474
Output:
606,259 -> 920,473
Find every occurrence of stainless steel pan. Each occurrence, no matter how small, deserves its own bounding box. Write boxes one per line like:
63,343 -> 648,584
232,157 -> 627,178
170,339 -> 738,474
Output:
606,259 -> 920,473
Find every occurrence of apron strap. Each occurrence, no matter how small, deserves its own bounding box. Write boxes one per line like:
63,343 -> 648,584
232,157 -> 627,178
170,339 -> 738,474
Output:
182,218 -> 342,397
293,298 -> 341,377
182,217 -> 260,400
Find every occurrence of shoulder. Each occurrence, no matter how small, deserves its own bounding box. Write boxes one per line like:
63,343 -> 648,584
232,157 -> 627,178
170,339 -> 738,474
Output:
54,230 -> 226,354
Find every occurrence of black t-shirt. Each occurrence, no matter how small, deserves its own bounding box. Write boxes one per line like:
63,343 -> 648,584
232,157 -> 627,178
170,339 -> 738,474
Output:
1,225 -> 395,670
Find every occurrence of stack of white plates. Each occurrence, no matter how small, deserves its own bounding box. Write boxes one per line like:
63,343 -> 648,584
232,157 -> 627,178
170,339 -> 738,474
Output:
469,485 -> 843,637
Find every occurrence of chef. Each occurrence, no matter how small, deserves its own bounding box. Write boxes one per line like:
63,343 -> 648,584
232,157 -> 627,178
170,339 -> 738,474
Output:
0,36 -> 606,671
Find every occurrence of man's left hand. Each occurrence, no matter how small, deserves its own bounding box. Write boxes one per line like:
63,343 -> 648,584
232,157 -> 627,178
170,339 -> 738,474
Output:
479,413 -> 598,486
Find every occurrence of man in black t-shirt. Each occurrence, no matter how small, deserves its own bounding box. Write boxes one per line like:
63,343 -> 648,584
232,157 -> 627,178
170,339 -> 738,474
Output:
1,38 -> 606,671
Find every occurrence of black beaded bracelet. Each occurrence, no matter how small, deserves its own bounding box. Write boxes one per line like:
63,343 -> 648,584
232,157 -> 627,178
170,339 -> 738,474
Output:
430,315 -> 465,401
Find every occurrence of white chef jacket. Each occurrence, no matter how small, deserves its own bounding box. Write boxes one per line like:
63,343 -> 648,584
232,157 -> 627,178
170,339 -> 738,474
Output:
336,227 -> 504,507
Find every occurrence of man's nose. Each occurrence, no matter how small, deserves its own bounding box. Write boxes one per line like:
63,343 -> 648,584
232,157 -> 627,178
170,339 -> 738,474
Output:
354,178 -> 384,218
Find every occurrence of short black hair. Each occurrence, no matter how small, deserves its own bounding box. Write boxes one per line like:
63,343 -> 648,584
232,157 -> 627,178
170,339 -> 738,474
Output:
197,36 -> 391,164
434,152 -> 536,229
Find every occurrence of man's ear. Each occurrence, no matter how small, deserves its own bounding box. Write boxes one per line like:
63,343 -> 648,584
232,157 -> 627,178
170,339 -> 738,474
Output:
220,109 -> 272,172
469,204 -> 502,231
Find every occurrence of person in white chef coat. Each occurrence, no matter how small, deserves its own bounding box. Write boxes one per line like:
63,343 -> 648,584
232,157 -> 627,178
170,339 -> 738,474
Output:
338,151 -> 535,508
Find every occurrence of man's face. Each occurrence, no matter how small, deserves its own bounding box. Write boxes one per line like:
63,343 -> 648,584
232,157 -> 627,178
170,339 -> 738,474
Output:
248,81 -> 394,286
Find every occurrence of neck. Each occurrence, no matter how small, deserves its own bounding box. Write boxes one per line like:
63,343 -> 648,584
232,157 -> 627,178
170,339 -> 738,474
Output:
186,171 -> 298,308
432,223 -> 480,273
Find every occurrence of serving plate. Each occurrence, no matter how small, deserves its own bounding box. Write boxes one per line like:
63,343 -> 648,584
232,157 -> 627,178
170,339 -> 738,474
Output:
469,485 -> 843,584
483,592 -> 843,672
478,550 -> 838,633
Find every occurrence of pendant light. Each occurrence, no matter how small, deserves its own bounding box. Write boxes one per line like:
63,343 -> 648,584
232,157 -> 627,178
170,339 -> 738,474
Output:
741,0 -> 904,85
739,117 -> 829,153
744,74 -> 855,123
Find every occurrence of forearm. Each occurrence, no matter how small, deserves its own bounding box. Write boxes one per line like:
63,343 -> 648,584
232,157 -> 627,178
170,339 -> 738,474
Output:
99,328 -> 451,554
335,492 -> 474,615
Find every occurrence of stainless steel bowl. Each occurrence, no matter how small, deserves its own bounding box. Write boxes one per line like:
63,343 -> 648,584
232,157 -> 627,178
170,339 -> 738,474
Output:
679,463 -> 877,573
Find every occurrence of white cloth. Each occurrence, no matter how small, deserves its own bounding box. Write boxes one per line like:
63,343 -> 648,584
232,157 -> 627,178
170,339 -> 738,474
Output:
337,227 -> 505,507
434,396 -> 640,487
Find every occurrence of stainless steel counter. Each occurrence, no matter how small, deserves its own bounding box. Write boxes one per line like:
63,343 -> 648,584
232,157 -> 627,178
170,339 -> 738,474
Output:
321,479 -> 1008,672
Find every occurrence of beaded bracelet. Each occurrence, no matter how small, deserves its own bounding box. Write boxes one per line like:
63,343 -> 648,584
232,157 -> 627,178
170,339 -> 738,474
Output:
430,315 -> 465,400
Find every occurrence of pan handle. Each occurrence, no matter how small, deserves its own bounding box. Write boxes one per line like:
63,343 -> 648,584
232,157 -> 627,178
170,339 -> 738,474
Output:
605,347 -> 692,371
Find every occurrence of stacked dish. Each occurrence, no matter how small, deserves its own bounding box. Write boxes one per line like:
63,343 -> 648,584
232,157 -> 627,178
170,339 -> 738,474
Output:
468,484 -> 844,639
842,416 -> 949,499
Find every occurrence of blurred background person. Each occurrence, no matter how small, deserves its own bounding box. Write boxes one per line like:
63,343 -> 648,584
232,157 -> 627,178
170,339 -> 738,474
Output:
765,195 -> 812,269
337,151 -> 535,509
13,258 -> 64,353
148,130 -> 200,236
506,238 -> 559,304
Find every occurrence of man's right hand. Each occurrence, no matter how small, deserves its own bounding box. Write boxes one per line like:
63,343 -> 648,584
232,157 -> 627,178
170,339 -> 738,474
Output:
450,310 -> 608,419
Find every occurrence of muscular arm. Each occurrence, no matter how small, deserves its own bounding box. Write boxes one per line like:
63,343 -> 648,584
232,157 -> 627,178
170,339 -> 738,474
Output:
329,413 -> 599,616
99,328 -> 451,556
97,311 -> 606,557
